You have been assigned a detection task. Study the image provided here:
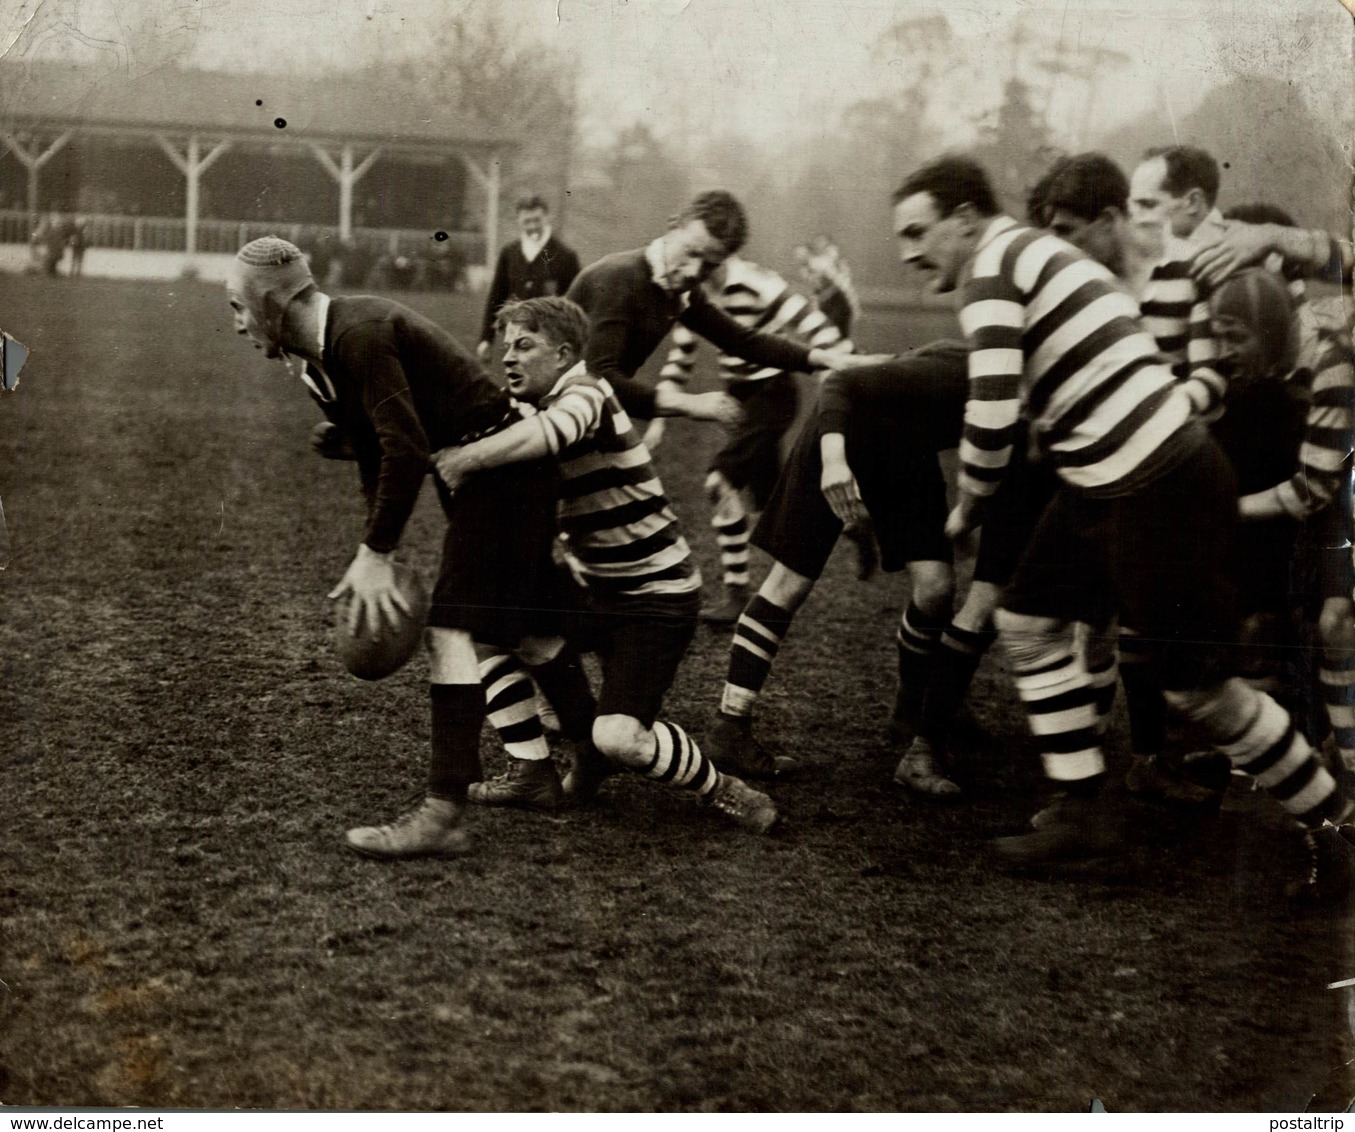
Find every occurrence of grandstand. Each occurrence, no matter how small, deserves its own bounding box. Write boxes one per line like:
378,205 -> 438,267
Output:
0,61 -> 516,280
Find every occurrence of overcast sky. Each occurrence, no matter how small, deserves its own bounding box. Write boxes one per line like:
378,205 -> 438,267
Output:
3,0 -> 1351,154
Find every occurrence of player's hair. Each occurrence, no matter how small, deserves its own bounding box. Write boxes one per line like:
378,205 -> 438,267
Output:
495,296 -> 589,357
894,155 -> 1000,218
1028,153 -> 1128,227
1223,202 -> 1297,229
674,190 -> 748,253
515,194 -> 550,214
1143,145 -> 1220,207
1209,267 -> 1298,377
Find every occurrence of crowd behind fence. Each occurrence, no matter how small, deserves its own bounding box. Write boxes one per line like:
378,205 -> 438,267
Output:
0,211 -> 485,261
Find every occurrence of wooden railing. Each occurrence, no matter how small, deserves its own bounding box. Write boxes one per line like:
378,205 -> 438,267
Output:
0,211 -> 486,260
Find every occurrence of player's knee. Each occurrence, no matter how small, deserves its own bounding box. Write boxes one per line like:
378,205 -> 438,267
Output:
1236,612 -> 1283,683
1318,598 -> 1355,657
908,560 -> 954,618
427,626 -> 479,683
994,608 -> 1065,668
516,634 -> 566,667
592,714 -> 649,765
760,561 -> 814,611
953,581 -> 1002,633
1163,677 -> 1247,726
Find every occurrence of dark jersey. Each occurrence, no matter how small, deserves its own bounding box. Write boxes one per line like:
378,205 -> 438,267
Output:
304,295 -> 513,553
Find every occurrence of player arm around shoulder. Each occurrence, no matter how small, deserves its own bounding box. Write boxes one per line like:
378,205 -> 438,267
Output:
435,295 -> 595,489
432,415 -> 551,493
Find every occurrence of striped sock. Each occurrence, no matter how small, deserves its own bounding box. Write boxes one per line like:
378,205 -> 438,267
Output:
1171,678 -> 1349,828
640,721 -> 719,797
478,651 -> 549,761
1320,653 -> 1355,772
713,512 -> 751,590
917,623 -> 992,745
1085,633 -> 1119,741
721,594 -> 795,717
894,603 -> 948,724
1006,637 -> 1105,786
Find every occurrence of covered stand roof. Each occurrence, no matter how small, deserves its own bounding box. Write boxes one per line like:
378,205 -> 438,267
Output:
0,61 -> 516,154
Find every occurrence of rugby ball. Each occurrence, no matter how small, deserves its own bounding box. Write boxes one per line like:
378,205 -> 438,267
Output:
335,562 -> 431,681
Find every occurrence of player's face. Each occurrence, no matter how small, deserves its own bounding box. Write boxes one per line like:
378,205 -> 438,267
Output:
1047,207 -> 1120,273
658,219 -> 730,293
227,287 -> 282,359
518,208 -> 548,240
1129,157 -> 1193,240
501,321 -> 570,403
1211,314 -> 1265,388
894,192 -> 970,294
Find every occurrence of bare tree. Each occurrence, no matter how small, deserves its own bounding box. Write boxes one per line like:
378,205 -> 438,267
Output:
394,9 -> 579,222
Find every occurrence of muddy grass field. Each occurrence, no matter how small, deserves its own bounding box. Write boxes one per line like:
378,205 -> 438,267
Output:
1,272 -> 1353,1111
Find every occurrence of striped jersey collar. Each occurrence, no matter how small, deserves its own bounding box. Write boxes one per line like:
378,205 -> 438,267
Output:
975,214 -> 1020,252
544,359 -> 589,402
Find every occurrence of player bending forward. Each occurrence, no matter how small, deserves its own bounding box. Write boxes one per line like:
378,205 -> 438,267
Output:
227,237 -> 572,860
434,296 -> 779,834
894,156 -> 1355,894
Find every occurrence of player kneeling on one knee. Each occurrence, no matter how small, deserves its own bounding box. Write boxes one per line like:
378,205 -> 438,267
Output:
433,295 -> 778,834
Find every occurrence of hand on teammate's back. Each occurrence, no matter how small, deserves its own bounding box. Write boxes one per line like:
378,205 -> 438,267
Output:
1190,222 -> 1275,288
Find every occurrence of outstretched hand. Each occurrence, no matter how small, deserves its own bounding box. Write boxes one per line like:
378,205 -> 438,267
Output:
328,544 -> 411,637
814,350 -> 895,372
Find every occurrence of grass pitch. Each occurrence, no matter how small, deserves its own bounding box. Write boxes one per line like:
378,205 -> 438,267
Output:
0,273 -> 1351,1111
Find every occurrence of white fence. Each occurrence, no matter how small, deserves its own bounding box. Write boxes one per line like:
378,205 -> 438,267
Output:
0,211 -> 486,260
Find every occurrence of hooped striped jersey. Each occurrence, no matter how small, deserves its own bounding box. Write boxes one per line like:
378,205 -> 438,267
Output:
533,362 -> 700,599
958,216 -> 1193,498
660,256 -> 852,387
1137,235 -> 1224,413
1245,301 -> 1355,520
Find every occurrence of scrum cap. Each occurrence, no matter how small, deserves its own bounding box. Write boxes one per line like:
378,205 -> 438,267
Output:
230,236 -> 315,345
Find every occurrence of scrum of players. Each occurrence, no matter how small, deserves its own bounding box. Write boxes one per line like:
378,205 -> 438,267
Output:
225,142 -> 1355,904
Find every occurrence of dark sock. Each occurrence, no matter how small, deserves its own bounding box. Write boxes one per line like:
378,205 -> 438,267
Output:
429,683 -> 485,802
529,646 -> 597,741
1120,660 -> 1167,757
1062,773 -> 1106,798
894,602 -> 949,722
918,624 -> 992,744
